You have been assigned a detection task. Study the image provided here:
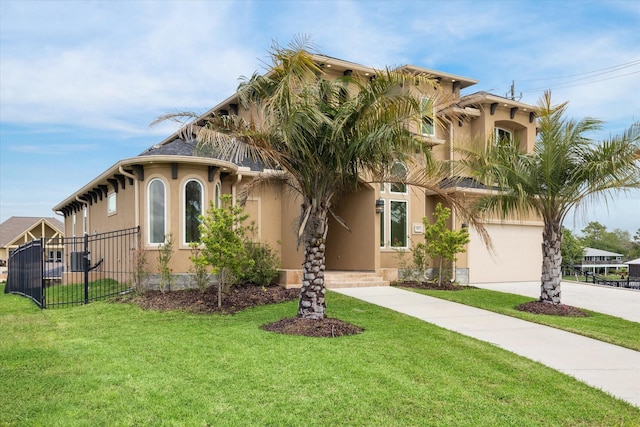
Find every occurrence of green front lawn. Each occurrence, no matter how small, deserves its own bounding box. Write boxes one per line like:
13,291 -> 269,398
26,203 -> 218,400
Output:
2,285 -> 639,426
402,286 -> 640,351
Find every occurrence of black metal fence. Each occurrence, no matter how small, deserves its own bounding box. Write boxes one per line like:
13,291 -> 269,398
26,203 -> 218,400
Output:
5,227 -> 140,308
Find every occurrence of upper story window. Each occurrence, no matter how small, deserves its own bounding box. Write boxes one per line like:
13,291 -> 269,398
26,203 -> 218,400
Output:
184,179 -> 203,243
389,162 -> 408,193
421,97 -> 435,136
107,192 -> 117,215
148,178 -> 166,244
494,127 -> 513,145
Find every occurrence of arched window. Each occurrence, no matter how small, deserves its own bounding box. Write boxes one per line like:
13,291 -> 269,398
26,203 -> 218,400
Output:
148,179 -> 166,244
389,162 -> 408,193
214,182 -> 221,208
184,179 -> 203,243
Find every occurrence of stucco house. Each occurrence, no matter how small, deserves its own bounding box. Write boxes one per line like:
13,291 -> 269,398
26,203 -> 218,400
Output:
52,54 -> 543,287
0,216 -> 64,280
576,247 -> 626,275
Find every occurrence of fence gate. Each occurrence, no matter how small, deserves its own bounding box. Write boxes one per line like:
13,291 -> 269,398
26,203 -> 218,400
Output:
5,227 -> 140,308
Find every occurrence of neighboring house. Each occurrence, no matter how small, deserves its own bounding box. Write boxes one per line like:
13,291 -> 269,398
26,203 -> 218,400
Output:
576,247 -> 626,275
0,216 -> 65,280
626,258 -> 640,277
52,55 -> 543,286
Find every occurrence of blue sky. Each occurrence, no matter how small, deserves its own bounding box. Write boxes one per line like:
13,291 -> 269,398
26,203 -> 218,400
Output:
1,0 -> 639,235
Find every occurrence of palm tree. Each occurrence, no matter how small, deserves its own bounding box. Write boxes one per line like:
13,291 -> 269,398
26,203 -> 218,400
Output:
459,90 -> 640,304
159,38 -> 452,319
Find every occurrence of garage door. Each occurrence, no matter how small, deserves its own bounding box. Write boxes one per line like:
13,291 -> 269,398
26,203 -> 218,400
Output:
468,223 -> 543,283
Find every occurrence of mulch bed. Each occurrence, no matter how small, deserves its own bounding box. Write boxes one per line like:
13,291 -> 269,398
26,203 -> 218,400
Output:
515,301 -> 589,317
125,284 -> 363,337
130,284 -> 299,314
261,317 -> 364,337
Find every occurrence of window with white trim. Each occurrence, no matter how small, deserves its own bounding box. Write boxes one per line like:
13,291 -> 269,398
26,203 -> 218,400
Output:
148,178 -> 166,244
184,179 -> 203,243
214,182 -> 221,208
421,97 -> 435,136
107,192 -> 117,215
389,200 -> 408,248
494,127 -> 513,145
83,206 -> 88,234
389,162 -> 408,193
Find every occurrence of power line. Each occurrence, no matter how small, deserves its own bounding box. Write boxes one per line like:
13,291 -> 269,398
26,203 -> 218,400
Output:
521,70 -> 640,94
516,59 -> 640,82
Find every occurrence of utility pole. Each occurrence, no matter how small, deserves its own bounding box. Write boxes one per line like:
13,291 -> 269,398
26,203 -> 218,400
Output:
506,80 -> 522,101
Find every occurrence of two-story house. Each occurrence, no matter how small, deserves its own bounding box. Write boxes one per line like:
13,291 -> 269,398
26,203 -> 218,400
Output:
52,54 -> 543,287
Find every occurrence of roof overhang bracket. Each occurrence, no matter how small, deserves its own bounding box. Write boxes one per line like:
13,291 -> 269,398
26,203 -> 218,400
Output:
131,164 -> 144,181
171,163 -> 178,180
107,178 -> 119,193
510,107 -> 518,119
490,103 -> 498,115
208,166 -> 219,182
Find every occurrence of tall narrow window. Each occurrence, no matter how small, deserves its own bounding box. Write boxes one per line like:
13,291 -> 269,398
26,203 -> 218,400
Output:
148,179 -> 166,244
214,182 -> 221,208
421,97 -> 435,136
184,180 -> 203,243
390,200 -> 407,247
107,192 -> 117,214
389,162 -> 408,193
83,206 -> 88,234
379,203 -> 386,247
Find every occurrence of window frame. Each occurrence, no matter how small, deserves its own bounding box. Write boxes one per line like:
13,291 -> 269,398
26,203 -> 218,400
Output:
183,179 -> 204,244
389,161 -> 408,194
147,178 -> 167,245
420,96 -> 435,137
494,127 -> 513,144
107,192 -> 117,215
389,199 -> 408,249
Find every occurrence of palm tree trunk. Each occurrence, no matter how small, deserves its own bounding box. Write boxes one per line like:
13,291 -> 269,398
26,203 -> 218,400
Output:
297,209 -> 328,320
540,221 -> 562,304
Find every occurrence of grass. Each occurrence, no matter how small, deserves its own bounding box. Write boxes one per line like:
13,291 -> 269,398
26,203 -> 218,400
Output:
45,278 -> 129,307
402,286 -> 640,352
2,285 -> 639,426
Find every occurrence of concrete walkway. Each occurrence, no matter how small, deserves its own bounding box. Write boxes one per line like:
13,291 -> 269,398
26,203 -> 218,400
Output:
332,286 -> 640,408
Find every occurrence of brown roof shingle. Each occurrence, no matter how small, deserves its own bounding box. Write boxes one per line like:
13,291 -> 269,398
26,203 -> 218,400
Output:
0,216 -> 64,248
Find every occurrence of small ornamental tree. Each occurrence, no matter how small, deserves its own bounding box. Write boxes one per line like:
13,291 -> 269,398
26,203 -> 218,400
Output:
157,233 -> 174,293
197,195 -> 253,308
421,203 -> 470,286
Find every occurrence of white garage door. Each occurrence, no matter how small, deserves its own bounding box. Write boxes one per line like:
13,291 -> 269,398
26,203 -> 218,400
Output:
468,223 -> 543,283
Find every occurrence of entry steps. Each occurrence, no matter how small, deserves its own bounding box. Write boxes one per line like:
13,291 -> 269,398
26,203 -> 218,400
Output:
324,271 -> 390,289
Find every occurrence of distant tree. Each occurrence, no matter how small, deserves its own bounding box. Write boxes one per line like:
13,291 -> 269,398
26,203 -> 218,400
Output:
420,203 -> 470,286
580,221 -> 632,256
628,228 -> 640,259
561,227 -> 585,270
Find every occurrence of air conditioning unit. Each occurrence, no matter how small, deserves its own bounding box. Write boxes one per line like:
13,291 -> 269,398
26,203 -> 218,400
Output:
70,252 -> 89,272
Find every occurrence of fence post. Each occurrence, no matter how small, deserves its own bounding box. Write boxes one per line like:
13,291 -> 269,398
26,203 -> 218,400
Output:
39,237 -> 45,308
84,233 -> 89,304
